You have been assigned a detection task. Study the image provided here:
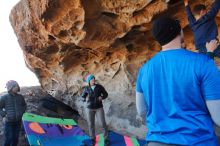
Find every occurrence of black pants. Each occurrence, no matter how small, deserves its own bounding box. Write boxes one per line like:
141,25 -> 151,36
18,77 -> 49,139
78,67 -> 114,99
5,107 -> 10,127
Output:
86,108 -> 108,140
4,121 -> 21,146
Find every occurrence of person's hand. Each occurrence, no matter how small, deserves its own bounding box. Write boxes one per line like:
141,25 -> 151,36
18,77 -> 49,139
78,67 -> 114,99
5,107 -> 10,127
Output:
98,96 -> 102,101
86,97 -> 89,102
136,115 -> 144,123
2,117 -> 6,124
184,0 -> 188,6
206,39 -> 219,52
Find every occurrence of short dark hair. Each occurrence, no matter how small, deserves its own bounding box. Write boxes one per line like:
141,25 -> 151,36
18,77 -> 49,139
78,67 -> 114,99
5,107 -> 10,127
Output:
152,17 -> 181,46
193,4 -> 206,15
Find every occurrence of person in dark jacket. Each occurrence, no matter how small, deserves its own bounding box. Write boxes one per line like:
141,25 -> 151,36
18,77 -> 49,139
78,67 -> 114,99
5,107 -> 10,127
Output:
81,74 -> 109,146
184,0 -> 220,58
0,80 -> 26,146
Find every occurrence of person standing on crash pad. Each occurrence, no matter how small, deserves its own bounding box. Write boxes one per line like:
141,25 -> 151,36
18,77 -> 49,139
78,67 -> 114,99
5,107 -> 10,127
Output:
81,74 -> 109,146
0,80 -> 27,146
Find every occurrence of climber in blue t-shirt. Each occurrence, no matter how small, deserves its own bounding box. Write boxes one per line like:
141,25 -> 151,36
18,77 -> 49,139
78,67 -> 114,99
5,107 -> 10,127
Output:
136,17 -> 220,146
184,0 -> 220,58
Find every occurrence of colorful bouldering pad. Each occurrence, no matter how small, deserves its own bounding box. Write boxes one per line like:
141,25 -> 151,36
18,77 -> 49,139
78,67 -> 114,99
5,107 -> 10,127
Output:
23,113 -> 147,146
83,130 -> 146,146
22,113 -> 89,146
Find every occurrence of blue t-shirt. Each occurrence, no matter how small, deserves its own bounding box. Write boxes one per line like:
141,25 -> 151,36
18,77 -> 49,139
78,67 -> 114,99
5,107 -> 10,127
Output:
136,49 -> 220,145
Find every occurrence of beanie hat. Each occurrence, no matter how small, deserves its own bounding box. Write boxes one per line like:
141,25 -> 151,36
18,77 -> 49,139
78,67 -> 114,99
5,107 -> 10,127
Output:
6,80 -> 20,92
84,74 -> 95,84
152,17 -> 181,46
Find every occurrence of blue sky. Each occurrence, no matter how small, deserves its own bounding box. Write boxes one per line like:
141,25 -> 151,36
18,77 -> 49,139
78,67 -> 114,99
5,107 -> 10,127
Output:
0,0 -> 39,92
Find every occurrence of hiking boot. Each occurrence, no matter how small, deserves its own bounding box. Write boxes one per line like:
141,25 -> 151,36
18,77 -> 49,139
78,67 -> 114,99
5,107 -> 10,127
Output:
91,138 -> 96,146
104,139 -> 110,146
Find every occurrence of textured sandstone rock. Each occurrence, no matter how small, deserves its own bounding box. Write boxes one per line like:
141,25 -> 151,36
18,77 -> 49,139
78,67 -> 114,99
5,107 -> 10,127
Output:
10,0 -> 220,138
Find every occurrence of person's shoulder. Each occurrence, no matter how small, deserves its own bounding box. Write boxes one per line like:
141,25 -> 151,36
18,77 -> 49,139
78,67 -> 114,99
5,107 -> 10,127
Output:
198,14 -> 213,23
140,63 -> 148,71
0,94 -> 10,103
190,50 -> 211,60
142,51 -> 162,66
16,93 -> 25,98
138,56 -> 156,72
1,93 -> 10,99
96,84 -> 104,88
